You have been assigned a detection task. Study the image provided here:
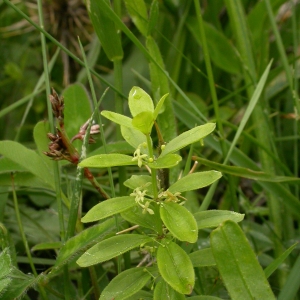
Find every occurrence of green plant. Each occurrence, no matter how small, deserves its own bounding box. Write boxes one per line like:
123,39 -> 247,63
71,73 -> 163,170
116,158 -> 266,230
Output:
1,0 -> 300,299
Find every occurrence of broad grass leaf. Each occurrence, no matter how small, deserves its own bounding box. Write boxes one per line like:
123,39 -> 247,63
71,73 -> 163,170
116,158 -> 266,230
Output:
79,154 -> 136,168
31,242 -> 62,252
174,101 -> 300,219
186,17 -> 240,74
0,172 -> 49,189
100,267 -> 151,300
54,218 -> 117,268
157,241 -> 195,294
194,157 -> 300,184
0,141 -> 54,188
154,280 -> 185,300
81,196 -> 136,222
160,123 -> 216,157
87,0 -> 123,61
168,171 -> 222,193
147,0 -> 159,36
63,83 -> 91,145
146,36 -> 176,143
189,248 -> 216,267
160,202 -> 198,243
0,157 -> 27,173
124,0 -> 148,37
211,220 -> 276,300
33,121 -> 52,169
194,210 -> 244,230
264,242 -> 298,279
77,234 -> 153,267
121,204 -> 162,234
128,86 -> 154,117
101,111 -> 133,128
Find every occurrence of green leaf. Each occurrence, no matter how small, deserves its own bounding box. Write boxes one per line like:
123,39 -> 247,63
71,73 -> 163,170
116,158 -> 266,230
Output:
194,157 -> 300,183
194,210 -> 244,230
0,268 -> 38,300
124,175 -> 152,190
188,296 -> 223,300
0,172 -> 49,189
31,242 -> 62,252
189,248 -> 216,267
121,205 -> 163,234
0,141 -> 54,188
210,220 -> 276,300
147,0 -> 159,36
81,196 -> 136,222
121,126 -> 149,155
147,154 -> 182,169
77,234 -> 153,267
168,171 -> 222,193
132,111 -> 154,134
100,267 -> 151,300
33,121 -> 52,168
157,240 -> 195,294
88,141 -> 135,156
0,248 -> 11,280
55,218 -> 118,268
154,280 -> 185,300
146,36 -> 176,143
63,83 -> 92,143
101,111 -> 134,128
153,93 -> 168,120
79,154 -> 136,168
160,202 -> 198,243
186,17 -> 240,74
264,242 -> 298,279
224,61 -> 273,163
87,0 -> 123,61
160,123 -> 216,157
124,0 -> 148,37
128,86 -> 154,117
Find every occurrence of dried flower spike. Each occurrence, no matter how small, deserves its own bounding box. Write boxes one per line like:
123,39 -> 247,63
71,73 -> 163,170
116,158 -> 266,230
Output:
49,88 -> 64,120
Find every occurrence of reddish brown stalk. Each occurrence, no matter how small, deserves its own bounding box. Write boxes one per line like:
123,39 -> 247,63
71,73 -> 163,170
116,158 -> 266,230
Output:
45,88 -> 108,198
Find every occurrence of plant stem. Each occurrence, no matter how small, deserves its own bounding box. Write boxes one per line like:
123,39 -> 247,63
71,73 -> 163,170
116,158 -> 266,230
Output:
36,0 -> 71,297
146,134 -> 158,198
11,174 -> 48,300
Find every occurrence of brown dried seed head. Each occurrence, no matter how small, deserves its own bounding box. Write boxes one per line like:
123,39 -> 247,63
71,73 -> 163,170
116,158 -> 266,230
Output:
49,88 -> 64,119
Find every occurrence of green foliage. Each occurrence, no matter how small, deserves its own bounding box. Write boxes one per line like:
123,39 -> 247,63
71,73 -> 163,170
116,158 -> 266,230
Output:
0,0 -> 299,299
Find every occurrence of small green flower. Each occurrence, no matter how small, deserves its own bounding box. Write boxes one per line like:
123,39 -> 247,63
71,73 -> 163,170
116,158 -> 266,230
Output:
158,190 -> 186,203
141,201 -> 154,215
130,187 -> 147,204
132,147 -> 148,167
130,185 -> 154,215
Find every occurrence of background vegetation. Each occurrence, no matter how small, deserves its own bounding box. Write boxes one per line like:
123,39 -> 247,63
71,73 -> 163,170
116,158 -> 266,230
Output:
0,0 -> 299,299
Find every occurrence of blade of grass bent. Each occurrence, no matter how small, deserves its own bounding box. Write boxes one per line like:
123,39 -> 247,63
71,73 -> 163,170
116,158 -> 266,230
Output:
224,60 -> 273,164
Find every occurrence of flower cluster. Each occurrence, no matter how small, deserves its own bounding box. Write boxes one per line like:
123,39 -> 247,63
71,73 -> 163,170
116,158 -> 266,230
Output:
71,118 -> 101,144
132,144 -> 148,168
158,190 -> 186,203
130,185 -> 154,215
49,88 -> 64,121
43,129 -> 72,161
